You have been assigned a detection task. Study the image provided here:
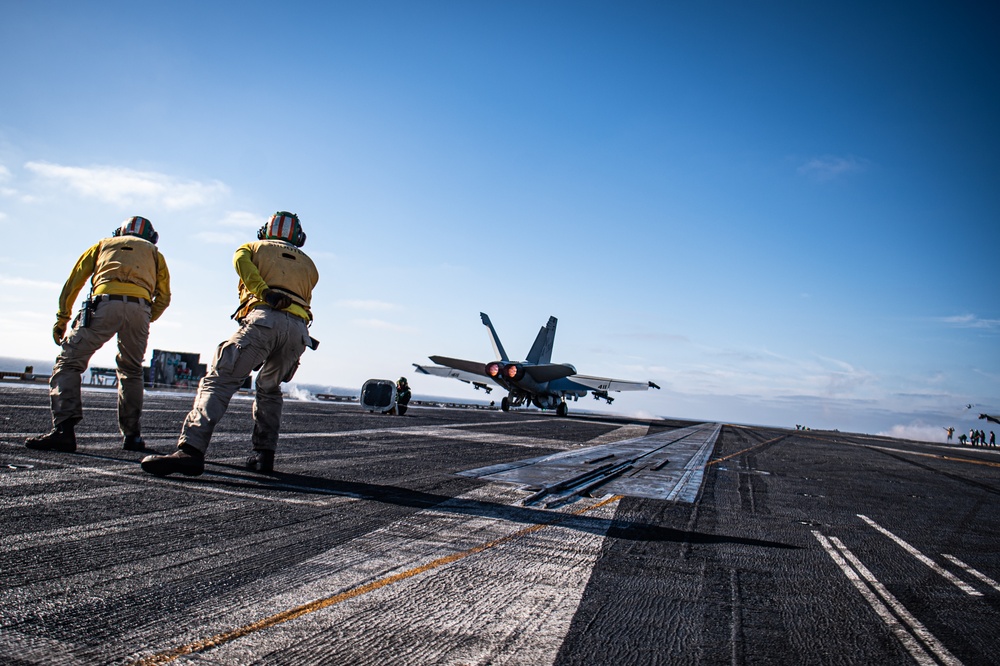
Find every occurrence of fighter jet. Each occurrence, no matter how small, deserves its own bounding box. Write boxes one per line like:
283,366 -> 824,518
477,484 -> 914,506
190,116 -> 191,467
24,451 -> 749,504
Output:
414,312 -> 660,416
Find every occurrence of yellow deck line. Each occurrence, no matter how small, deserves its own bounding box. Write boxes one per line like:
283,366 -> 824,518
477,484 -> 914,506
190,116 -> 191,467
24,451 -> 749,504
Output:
707,433 -> 786,466
713,427 -> 1000,470
859,443 -> 1000,469
132,494 -> 624,665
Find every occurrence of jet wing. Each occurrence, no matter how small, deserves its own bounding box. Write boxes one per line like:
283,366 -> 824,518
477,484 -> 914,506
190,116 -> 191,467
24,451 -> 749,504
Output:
413,362 -> 501,389
428,355 -> 490,378
523,363 -> 577,383
567,374 -> 655,392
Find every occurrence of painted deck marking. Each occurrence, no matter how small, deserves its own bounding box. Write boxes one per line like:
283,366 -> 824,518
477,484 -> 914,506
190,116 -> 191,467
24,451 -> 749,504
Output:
814,532 -> 961,666
791,433 -> 1000,469
860,443 -> 1000,469
130,494 -> 625,665
858,514 -> 982,596
6,454 -> 339,507
943,555 -> 1000,593
707,434 -> 785,466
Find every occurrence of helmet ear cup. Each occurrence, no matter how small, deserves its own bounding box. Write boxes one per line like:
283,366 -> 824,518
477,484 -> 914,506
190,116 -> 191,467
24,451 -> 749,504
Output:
294,228 -> 306,247
257,224 -> 267,241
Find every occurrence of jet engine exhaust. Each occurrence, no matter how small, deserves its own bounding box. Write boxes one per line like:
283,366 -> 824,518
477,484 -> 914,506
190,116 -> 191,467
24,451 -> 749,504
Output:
504,364 -> 525,381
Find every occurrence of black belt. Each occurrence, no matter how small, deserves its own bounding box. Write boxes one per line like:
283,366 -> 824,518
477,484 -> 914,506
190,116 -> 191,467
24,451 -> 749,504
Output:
97,294 -> 150,306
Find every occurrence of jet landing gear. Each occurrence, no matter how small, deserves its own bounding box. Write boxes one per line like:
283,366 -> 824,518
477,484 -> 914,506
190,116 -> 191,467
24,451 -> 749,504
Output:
501,394 -> 568,415
501,394 -> 530,412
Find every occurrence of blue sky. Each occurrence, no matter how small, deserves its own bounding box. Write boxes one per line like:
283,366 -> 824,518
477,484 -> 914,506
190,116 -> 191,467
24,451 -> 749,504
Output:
1,1 -> 997,439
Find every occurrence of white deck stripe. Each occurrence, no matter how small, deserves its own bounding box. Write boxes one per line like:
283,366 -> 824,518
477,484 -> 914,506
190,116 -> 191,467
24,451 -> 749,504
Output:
812,532 -> 937,666
0,499 -> 251,553
3,419 -> 555,442
942,555 -> 1000,593
6,453 -> 340,507
666,423 -> 721,502
828,536 -> 962,666
858,514 -> 982,596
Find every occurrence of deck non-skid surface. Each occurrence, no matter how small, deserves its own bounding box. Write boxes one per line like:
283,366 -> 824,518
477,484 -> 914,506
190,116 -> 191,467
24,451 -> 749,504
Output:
2,384 -> 999,664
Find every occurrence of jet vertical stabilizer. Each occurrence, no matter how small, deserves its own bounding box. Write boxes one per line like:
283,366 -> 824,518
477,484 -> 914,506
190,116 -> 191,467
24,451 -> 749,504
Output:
480,312 -> 509,361
526,316 -> 557,365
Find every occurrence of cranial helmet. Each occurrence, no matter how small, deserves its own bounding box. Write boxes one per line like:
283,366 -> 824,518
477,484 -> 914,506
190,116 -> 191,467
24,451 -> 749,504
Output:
398,377 -> 408,386
114,216 -> 158,244
258,211 -> 306,247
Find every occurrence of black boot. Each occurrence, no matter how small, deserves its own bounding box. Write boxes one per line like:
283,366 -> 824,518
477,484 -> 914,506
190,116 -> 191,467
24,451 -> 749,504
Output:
26,422 -> 77,453
141,444 -> 204,477
123,434 -> 146,451
246,449 -> 275,474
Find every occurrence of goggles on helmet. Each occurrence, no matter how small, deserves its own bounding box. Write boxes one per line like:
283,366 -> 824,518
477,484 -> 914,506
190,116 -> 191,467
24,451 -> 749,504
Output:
115,216 -> 158,244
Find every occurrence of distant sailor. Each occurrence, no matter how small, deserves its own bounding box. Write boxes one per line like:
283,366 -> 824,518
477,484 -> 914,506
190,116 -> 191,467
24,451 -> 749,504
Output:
26,217 -> 171,452
389,376 -> 411,415
140,211 -> 319,476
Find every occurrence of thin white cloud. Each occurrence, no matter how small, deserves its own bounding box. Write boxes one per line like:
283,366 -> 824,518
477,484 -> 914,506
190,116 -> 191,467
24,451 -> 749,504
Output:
220,211 -> 265,228
0,166 -> 33,202
619,332 -> 691,344
193,231 -> 244,245
0,188 -> 37,203
307,249 -> 338,261
24,161 -> 229,209
193,212 -> 264,243
798,155 -> 868,181
338,300 -> 398,311
939,314 -> 1000,330
351,318 -> 415,333
655,344 -> 879,403
0,274 -> 62,290
808,354 -> 875,397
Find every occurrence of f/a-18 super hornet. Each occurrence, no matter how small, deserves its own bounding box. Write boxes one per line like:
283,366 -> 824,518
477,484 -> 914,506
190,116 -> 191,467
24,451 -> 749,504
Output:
413,312 -> 659,416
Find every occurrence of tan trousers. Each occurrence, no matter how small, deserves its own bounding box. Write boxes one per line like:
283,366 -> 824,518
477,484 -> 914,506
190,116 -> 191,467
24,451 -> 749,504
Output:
178,308 -> 310,454
50,298 -> 151,435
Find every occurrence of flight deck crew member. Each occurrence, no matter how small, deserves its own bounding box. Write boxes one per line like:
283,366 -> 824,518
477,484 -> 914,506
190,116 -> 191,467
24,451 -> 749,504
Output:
140,211 -> 319,477
26,217 -> 171,452
389,376 -> 411,415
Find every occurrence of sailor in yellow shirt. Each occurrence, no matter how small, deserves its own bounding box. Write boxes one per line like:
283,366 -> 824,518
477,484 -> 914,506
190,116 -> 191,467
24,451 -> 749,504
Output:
142,211 -> 318,477
26,217 -> 171,453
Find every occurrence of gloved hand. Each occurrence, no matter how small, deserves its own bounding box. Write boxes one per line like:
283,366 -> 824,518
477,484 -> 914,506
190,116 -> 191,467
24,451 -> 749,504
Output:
52,322 -> 66,345
262,289 -> 293,311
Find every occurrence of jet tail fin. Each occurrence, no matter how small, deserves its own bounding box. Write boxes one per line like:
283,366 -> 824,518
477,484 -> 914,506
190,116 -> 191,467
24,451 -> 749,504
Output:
526,316 -> 557,365
480,312 -> 509,362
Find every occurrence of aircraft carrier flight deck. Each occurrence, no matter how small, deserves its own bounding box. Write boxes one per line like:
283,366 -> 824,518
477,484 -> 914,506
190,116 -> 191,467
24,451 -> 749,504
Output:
2,383 -> 999,665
